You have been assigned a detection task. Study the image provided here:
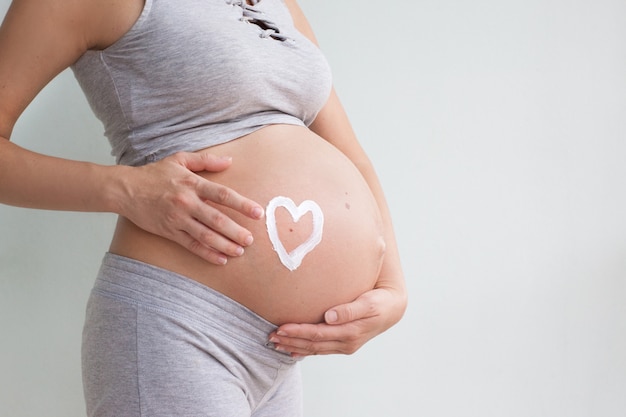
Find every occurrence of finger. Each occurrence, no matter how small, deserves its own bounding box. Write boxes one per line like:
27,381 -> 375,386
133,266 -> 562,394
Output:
268,334 -> 341,357
197,179 -> 264,220
269,323 -> 344,352
172,229 -> 230,265
268,325 -> 358,356
274,322 -> 340,342
170,151 -> 265,220
183,212 -> 247,257
324,293 -> 378,325
276,340 -> 343,357
173,151 -> 233,173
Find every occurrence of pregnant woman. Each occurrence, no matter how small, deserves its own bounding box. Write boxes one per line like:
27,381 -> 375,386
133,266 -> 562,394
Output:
0,0 -> 407,415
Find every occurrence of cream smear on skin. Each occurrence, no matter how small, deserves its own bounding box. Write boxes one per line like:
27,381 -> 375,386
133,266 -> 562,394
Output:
265,196 -> 324,271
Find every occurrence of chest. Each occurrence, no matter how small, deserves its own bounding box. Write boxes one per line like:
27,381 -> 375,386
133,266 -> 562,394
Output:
110,0 -> 329,112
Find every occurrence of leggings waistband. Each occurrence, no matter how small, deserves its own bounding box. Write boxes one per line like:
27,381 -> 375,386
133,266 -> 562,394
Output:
94,252 -> 290,362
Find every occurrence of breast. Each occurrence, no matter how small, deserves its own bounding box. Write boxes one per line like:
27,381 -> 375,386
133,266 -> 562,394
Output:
111,125 -> 385,324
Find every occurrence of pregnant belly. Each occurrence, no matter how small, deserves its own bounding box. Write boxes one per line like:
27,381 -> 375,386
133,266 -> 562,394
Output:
109,125 -> 385,324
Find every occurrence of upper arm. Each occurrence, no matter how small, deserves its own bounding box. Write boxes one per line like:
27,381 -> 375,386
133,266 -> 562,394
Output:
283,0 -> 369,164
283,0 -> 320,46
0,0 -> 143,139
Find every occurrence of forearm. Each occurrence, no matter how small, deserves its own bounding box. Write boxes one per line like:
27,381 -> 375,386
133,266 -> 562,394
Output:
0,137 -> 126,213
1,137 -> 265,264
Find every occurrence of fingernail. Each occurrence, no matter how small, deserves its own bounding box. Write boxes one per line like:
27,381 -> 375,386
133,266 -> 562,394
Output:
244,235 -> 254,246
217,256 -> 228,265
276,331 -> 288,337
325,310 -> 338,323
220,156 -> 233,162
235,246 -> 244,256
269,336 -> 280,343
252,207 -> 264,219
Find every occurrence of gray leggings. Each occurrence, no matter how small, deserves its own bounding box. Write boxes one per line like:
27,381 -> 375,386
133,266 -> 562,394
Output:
82,253 -> 303,417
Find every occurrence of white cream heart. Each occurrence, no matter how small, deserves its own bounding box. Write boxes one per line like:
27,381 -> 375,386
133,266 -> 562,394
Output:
265,196 -> 324,271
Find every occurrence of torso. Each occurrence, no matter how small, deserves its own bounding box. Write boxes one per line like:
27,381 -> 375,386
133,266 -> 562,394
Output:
78,1 -> 383,325
109,125 -> 385,324
74,0 -> 332,166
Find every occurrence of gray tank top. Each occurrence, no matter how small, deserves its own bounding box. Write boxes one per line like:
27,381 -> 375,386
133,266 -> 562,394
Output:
71,0 -> 332,166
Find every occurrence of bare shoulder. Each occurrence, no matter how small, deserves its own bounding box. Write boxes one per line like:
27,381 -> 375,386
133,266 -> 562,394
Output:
0,0 -> 143,137
1,0 -> 143,50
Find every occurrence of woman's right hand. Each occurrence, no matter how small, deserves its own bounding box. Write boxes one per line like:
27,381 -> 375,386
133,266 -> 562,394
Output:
0,139 -> 262,266
0,0 -> 262,266
117,150 -> 264,265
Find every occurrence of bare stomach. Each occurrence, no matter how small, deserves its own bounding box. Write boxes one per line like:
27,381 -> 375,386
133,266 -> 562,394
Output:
109,125 -> 385,325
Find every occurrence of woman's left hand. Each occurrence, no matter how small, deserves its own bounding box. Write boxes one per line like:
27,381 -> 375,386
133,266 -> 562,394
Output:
268,285 -> 407,356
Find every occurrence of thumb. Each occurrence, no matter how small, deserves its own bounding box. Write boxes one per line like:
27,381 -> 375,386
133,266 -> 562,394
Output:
324,295 -> 373,325
176,151 -> 233,173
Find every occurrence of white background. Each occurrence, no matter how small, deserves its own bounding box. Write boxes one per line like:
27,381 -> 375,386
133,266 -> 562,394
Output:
1,0 -> 625,416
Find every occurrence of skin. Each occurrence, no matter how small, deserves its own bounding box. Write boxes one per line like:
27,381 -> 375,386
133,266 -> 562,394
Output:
0,0 -> 407,357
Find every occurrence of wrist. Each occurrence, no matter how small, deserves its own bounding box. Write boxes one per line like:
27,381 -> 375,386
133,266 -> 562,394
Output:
99,164 -> 135,216
374,265 -> 408,326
